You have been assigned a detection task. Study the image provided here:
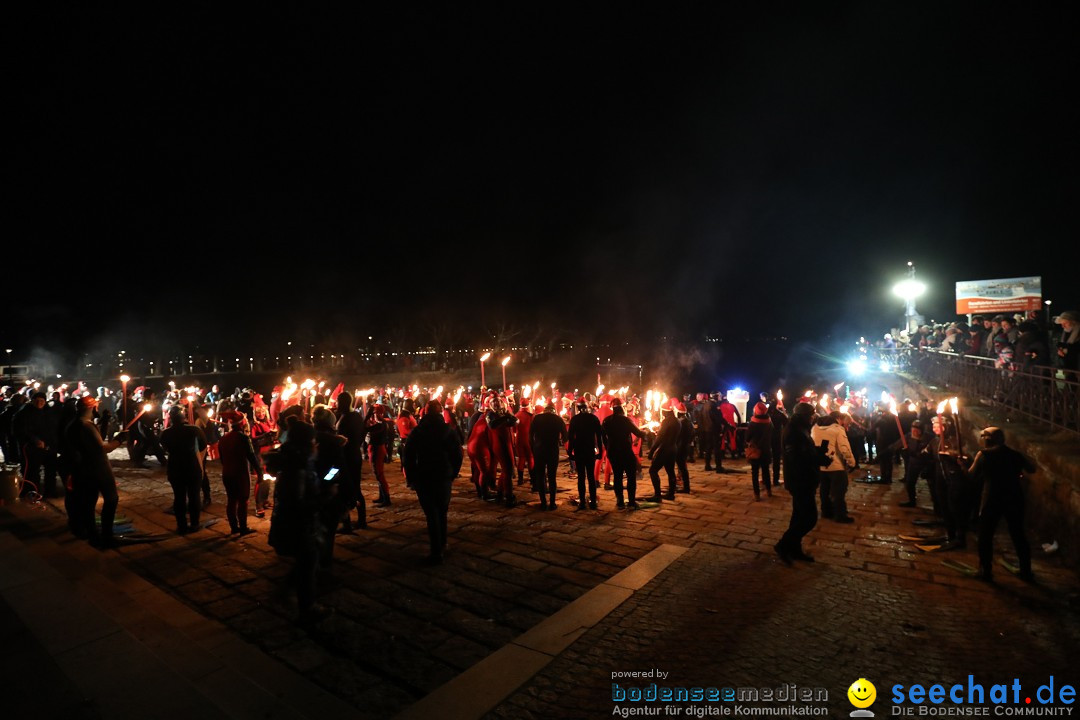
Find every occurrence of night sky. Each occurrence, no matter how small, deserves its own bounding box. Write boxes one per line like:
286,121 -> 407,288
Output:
11,4 -> 1079,356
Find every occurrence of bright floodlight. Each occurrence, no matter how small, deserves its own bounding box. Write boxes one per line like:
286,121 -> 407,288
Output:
846,358 -> 867,377
892,279 -> 926,300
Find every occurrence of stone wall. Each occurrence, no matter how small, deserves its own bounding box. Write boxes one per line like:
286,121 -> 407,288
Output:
884,373 -> 1080,573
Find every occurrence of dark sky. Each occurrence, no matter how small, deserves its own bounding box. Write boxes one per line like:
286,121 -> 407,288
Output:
11,3 -> 1079,355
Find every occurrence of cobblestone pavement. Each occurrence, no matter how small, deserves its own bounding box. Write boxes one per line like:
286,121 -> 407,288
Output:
29,453 -> 1080,718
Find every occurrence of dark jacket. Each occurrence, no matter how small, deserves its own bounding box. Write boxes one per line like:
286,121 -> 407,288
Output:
650,414 -> 680,457
568,411 -> 603,459
530,411 -> 567,457
782,414 -> 827,492
402,412 -> 463,487
602,413 -> 646,459
160,424 -> 207,478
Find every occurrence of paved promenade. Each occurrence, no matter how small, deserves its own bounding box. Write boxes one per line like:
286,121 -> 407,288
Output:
3,450 -> 1077,719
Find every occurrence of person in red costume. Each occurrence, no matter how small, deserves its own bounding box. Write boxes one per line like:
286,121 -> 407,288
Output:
487,395 -> 519,507
366,403 -> 393,506
466,396 -> 494,499
396,404 -> 418,485
718,395 -> 741,458
514,400 -> 534,487
594,393 -> 614,489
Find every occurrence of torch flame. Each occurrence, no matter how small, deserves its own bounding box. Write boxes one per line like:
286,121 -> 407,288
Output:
776,389 -> 783,401
120,374 -> 130,383
949,397 -> 958,415
596,384 -> 604,395
889,400 -> 898,416
523,384 -> 531,399
501,356 -> 511,367
143,403 -> 153,413
434,385 -> 444,399
907,402 -> 917,413
819,394 -> 829,409
208,409 -> 214,418
834,382 -> 844,392
803,389 -> 813,398
839,402 -> 851,414
480,352 -> 491,363
880,391 -> 891,404
936,399 -> 948,414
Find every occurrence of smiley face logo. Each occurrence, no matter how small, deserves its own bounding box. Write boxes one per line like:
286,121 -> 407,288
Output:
848,678 -> 877,709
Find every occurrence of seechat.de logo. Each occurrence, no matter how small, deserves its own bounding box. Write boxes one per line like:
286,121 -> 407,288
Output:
848,678 -> 877,718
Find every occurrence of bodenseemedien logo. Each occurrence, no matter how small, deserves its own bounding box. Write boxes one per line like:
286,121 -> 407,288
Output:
848,678 -> 877,717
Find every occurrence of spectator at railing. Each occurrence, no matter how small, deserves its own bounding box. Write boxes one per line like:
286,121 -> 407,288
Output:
1014,321 -> 1049,372
1000,316 -> 1019,346
984,316 -> 1004,357
1055,310 -> 1080,372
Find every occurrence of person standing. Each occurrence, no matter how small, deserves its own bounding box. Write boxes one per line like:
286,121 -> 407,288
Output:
514,401 -> 534,488
366,403 -> 393,506
675,403 -> 694,494
768,399 -> 788,483
775,402 -> 829,565
811,411 -> 856,523
268,418 -> 328,625
746,402 -> 773,500
14,392 -> 60,496
217,412 -> 263,535
1054,310 -> 1080,372
969,427 -> 1036,582
567,399 -> 604,510
65,396 -> 122,547
602,398 -> 647,509
486,396 -> 519,507
334,392 -> 367,531
402,400 -> 463,564
160,406 -> 208,534
529,402 -> 567,510
647,406 -> 680,502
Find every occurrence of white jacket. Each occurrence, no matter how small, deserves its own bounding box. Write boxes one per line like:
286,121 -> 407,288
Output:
811,420 -> 855,473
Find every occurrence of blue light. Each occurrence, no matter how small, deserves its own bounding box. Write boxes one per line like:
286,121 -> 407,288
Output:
846,358 -> 868,377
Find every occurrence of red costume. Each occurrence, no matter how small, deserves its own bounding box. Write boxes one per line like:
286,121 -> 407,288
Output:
514,405 -> 534,483
466,410 -> 494,497
486,401 -> 518,503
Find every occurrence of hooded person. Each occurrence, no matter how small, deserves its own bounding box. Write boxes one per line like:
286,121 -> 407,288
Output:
647,403 -> 680,502
567,398 -> 604,509
968,427 -> 1036,582
602,397 -> 648,509
160,405 -> 209,534
513,400 -> 534,488
402,400 -> 464,564
465,396 -> 495,500
745,401 -> 773,500
529,400 -> 567,510
486,395 -> 519,507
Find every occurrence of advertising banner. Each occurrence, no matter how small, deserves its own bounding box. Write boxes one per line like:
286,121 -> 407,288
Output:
955,276 -> 1042,314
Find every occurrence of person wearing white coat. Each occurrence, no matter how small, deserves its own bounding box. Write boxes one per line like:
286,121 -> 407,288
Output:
811,411 -> 857,523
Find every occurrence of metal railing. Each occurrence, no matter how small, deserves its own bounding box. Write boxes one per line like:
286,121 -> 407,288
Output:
892,348 -> 1079,435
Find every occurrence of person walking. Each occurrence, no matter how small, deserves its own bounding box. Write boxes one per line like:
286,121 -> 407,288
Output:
811,411 -> 856,522
775,402 -> 830,565
402,400 -> 463,564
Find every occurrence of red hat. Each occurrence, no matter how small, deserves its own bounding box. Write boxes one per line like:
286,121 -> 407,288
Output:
674,402 -> 686,413
78,395 -> 98,410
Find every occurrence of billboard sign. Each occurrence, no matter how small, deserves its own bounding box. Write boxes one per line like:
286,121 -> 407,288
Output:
955,276 -> 1042,314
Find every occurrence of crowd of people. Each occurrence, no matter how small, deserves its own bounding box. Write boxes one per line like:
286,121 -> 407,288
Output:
0,366 -> 1042,620
884,308 -> 1079,373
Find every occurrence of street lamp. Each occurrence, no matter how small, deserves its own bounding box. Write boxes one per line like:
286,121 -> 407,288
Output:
892,262 -> 926,334
501,356 -> 511,391
479,352 -> 491,387
120,374 -> 131,425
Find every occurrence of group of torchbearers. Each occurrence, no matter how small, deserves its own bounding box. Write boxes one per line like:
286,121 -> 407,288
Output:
1,371 -> 1041,623
774,389 -> 1038,584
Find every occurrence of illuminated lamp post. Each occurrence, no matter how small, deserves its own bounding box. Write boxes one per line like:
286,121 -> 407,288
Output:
892,262 -> 926,335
